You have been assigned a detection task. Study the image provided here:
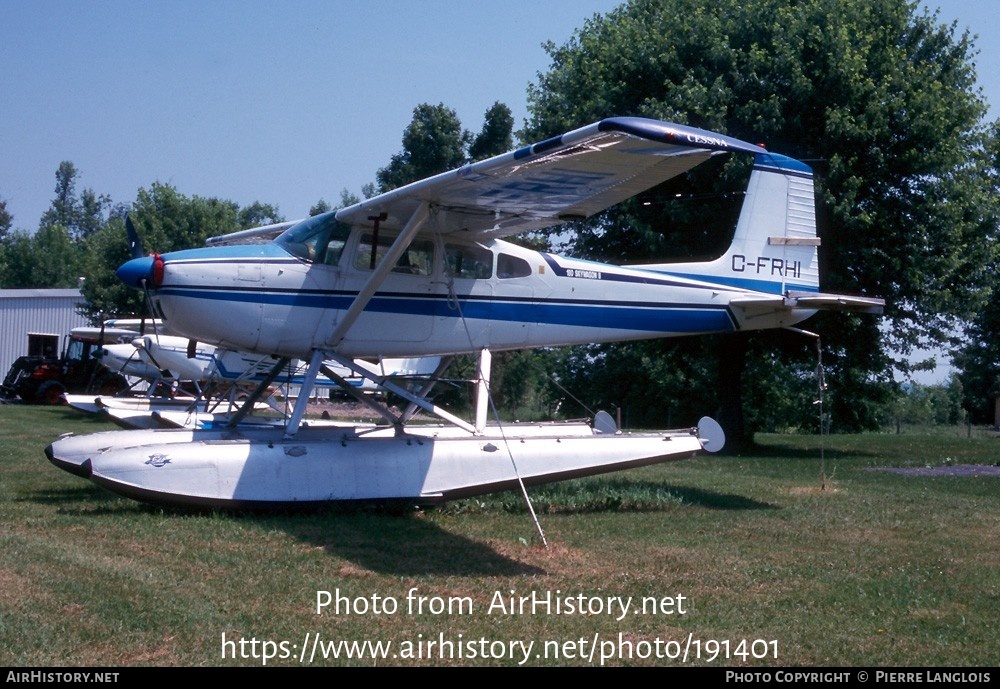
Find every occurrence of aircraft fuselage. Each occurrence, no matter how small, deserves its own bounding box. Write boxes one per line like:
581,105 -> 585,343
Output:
124,224 -> 812,360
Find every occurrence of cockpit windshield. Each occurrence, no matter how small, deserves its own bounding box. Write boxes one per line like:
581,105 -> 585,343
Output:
275,212 -> 352,265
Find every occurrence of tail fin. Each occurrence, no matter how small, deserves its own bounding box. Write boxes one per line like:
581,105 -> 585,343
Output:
643,152 -> 821,296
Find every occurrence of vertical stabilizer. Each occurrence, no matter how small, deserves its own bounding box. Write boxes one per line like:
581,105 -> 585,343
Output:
641,152 -> 821,295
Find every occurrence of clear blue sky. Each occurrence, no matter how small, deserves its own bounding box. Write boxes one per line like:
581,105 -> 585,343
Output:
2,1 -> 993,231
1,0 -> 622,228
1,1 -> 993,382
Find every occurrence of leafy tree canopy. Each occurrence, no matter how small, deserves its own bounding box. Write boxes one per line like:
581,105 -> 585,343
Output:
469,102 -> 515,162
952,119 -> 1000,423
0,198 -> 11,239
376,102 -> 515,191
521,0 -> 998,434
78,183 -> 282,321
237,202 -> 283,229
39,161 -> 113,240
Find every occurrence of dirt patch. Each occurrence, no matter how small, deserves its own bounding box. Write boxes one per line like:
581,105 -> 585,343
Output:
297,397 -> 410,421
787,485 -> 842,495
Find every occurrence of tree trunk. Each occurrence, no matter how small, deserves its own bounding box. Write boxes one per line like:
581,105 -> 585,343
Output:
717,333 -> 752,454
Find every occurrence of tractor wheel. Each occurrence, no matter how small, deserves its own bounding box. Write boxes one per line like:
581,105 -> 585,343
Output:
35,380 -> 67,405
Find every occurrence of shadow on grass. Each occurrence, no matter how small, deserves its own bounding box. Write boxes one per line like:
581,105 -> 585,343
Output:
289,513 -> 547,577
40,487 -> 546,576
30,467 -> 768,574
28,485 -> 191,518
493,478 -> 776,514
731,440 -> 879,461
47,406 -> 116,425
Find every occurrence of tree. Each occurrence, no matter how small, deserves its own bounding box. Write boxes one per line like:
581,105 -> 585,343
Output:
309,199 -> 332,216
79,184 -> 280,320
0,231 -> 35,287
376,102 -> 516,192
237,202 -> 283,229
376,103 -> 472,192
890,376 -> 966,427
522,0 -> 997,444
469,102 -> 515,162
76,188 -> 112,240
953,293 -> 1000,424
956,345 -> 999,425
0,198 -> 11,281
79,214 -> 142,319
1,177 -> 86,289
37,161 -> 111,240
30,223 -> 81,287
0,225 -> 80,288
0,198 -> 11,240
952,121 -> 1000,424
337,189 -> 360,209
39,161 -> 79,232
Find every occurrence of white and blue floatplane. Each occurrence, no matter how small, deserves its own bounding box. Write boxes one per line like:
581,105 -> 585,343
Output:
47,117 -> 882,509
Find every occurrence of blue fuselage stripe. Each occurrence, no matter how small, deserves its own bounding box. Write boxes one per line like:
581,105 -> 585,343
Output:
159,286 -> 735,333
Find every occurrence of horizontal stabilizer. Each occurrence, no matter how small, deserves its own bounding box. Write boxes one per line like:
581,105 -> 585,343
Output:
723,290 -> 884,331
785,291 -> 885,314
729,292 -> 884,315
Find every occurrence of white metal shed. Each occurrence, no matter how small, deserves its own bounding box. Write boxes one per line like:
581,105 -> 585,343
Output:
0,289 -> 89,379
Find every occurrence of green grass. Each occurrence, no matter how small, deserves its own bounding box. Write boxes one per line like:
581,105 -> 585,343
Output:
1,404 -> 996,667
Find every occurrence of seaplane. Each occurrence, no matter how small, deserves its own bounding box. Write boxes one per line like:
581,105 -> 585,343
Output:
46,116 -> 883,510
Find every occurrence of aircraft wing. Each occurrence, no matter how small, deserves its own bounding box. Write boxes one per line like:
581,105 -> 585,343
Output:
336,117 -> 767,239
206,220 -> 301,246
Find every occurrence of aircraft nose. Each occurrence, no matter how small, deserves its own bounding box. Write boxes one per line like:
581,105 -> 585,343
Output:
116,256 -> 155,288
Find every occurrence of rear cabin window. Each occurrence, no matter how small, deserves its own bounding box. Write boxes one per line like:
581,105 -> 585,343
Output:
444,244 -> 493,279
497,253 -> 532,279
355,234 -> 434,275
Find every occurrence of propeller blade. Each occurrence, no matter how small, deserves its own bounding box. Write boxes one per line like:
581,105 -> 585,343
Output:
122,217 -> 158,338
125,214 -> 144,259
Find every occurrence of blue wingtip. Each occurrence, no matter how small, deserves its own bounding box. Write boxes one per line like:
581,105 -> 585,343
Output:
116,256 -> 155,288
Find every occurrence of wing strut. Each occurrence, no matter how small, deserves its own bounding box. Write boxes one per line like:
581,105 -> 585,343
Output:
475,348 -> 491,434
226,356 -> 291,429
318,360 -> 405,426
325,201 -> 430,348
284,351 -> 324,437
324,352 -> 477,434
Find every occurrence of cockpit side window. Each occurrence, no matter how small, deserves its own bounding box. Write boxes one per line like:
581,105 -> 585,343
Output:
275,212 -> 351,265
322,226 -> 351,265
355,234 -> 435,275
444,244 -> 493,279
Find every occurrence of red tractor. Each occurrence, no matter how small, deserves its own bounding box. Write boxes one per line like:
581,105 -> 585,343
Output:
1,330 -> 130,405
